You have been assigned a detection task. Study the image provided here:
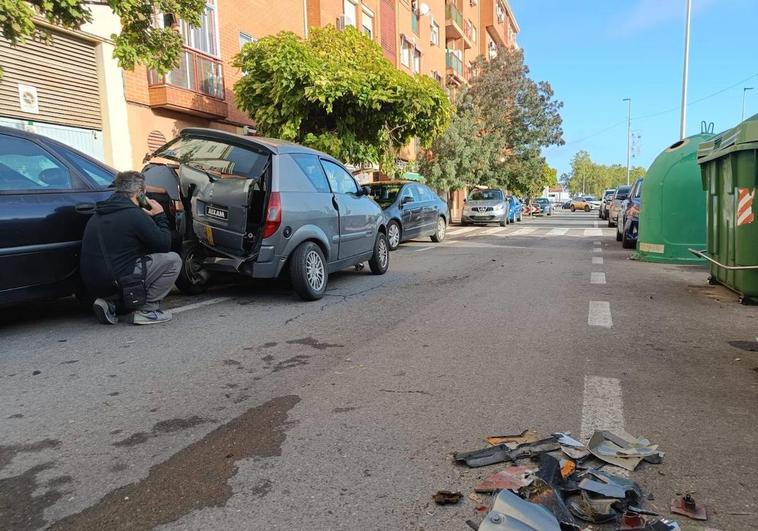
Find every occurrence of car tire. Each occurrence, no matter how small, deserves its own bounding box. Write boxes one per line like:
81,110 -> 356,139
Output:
517,213 -> 522,222
290,241 -> 328,301
387,220 -> 402,251
368,232 -> 390,275
622,228 -> 635,249
616,225 -> 623,242
175,240 -> 210,295
608,217 -> 615,228
430,216 -> 446,242
570,206 -> 576,212
499,215 -> 507,227
584,205 -> 590,212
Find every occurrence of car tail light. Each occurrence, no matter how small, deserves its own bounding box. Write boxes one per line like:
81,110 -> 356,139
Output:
262,192 -> 282,238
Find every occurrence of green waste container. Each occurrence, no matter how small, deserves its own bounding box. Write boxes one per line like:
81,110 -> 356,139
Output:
636,132 -> 715,263
695,114 -> 758,303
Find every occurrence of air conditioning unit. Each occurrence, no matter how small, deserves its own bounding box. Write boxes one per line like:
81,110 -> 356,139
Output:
336,15 -> 347,30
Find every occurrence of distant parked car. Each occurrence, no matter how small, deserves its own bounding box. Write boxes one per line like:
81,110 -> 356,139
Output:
561,199 -> 572,210
506,195 -> 523,223
569,196 -> 594,212
534,197 -> 553,216
461,188 -> 509,226
617,177 -> 643,249
599,188 -> 616,219
367,181 -> 448,251
0,125 -> 116,307
143,128 -> 389,301
608,185 -> 631,227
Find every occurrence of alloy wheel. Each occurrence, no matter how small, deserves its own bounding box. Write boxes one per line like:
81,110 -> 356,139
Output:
305,250 -> 325,292
378,237 -> 389,269
437,218 -> 446,238
388,223 -> 401,249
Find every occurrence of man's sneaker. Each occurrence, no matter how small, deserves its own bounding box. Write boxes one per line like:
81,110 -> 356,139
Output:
132,309 -> 172,325
92,298 -> 118,325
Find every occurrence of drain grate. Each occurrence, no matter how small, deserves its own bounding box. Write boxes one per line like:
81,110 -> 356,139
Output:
729,340 -> 758,352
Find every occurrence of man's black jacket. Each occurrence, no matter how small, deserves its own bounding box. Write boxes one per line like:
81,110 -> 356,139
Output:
80,193 -> 172,297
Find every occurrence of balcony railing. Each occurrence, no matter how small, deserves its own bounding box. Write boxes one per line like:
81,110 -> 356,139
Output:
446,50 -> 465,79
148,48 -> 224,100
445,3 -> 463,28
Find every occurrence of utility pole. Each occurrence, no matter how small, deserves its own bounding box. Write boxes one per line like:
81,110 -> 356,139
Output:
679,0 -> 692,139
626,99 -> 632,185
742,87 -> 754,121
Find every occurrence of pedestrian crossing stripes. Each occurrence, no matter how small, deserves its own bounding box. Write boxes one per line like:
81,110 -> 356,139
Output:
443,226 -> 615,239
511,228 -> 536,235
547,228 -> 569,236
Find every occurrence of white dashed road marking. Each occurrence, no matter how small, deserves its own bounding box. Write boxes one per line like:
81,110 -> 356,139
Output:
581,375 -> 624,441
588,301 -> 613,328
481,227 -> 505,235
170,297 -> 231,315
592,256 -> 604,265
511,228 -> 536,235
451,227 -> 477,235
591,272 -> 607,285
585,228 -> 603,237
593,241 -> 601,246
414,246 -> 435,252
594,220 -> 599,228
547,228 -> 569,236
593,247 -> 602,253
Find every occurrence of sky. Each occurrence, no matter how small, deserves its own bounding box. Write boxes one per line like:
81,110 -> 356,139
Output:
509,0 -> 758,178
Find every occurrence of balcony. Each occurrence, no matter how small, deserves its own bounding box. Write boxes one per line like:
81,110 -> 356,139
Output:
147,48 -> 228,119
445,3 -> 473,50
445,50 -> 467,86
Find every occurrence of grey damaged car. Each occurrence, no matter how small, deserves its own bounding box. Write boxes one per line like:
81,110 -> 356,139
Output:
143,128 -> 389,301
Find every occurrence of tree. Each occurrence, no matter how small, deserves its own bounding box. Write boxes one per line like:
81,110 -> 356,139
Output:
0,1 -> 206,77
420,46 -> 563,195
543,165 -> 559,188
233,26 -> 451,170
565,150 -> 646,197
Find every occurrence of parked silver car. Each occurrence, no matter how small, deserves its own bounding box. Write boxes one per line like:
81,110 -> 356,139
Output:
143,129 -> 389,301
461,188 -> 510,226
608,185 -> 631,227
599,188 -> 616,219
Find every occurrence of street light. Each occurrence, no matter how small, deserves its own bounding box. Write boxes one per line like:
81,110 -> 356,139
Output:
742,87 -> 754,121
623,98 -> 632,185
679,0 -> 692,139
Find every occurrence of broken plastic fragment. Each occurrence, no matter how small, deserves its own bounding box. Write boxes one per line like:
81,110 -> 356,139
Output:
474,465 -> 535,493
477,488 -> 562,530
432,490 -> 463,505
587,431 -> 663,471
485,429 -> 540,448
670,494 -> 707,521
455,438 -> 561,468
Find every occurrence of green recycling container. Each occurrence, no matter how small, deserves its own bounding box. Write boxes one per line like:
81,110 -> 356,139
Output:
696,114 -> 758,303
636,132 -> 715,263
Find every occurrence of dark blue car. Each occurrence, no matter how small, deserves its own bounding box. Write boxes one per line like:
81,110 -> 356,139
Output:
368,181 -> 449,250
617,177 -> 643,249
0,126 -> 116,307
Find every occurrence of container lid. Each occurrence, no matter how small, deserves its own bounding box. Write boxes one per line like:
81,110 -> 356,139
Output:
697,114 -> 758,164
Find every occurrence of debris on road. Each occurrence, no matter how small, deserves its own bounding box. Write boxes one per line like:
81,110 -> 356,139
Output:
448,428 -> 675,530
588,430 -> 663,471
670,494 -> 707,521
474,465 -> 535,493
432,490 -> 463,505
454,437 -> 561,468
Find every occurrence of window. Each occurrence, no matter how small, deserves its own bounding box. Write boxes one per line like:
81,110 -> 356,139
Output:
430,20 -> 440,46
291,154 -> 330,193
58,147 -> 115,187
321,160 -> 359,194
415,185 -> 434,202
239,32 -> 256,48
400,36 -> 411,67
183,1 -> 219,57
413,48 -> 422,73
362,7 -> 374,38
0,136 -> 73,191
152,135 -> 269,180
343,0 -> 357,27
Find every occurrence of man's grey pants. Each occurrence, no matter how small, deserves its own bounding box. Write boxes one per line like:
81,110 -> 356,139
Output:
133,252 -> 182,312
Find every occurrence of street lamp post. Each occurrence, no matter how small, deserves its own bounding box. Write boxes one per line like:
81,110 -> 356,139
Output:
679,0 -> 692,139
623,98 -> 632,185
742,87 -> 754,121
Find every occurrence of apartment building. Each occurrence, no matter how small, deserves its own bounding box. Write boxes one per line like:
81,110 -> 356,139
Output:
0,0 -> 518,175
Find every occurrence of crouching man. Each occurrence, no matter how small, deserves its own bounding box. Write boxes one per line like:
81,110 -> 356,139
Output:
80,171 -> 181,325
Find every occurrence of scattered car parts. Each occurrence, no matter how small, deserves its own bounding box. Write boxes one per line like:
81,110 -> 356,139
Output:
432,490 -> 463,505
670,494 -> 707,521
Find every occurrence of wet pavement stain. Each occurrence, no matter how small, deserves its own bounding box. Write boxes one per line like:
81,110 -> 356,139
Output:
0,438 -> 61,470
729,340 -> 758,352
0,462 -> 71,531
51,395 -> 300,531
271,355 -> 310,373
285,337 -> 344,350
7,413 -> 23,419
114,416 -> 211,448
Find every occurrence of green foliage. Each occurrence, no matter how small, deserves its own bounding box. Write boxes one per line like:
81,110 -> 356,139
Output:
420,46 -> 564,194
566,150 -> 646,197
233,26 -> 452,168
0,0 -> 205,77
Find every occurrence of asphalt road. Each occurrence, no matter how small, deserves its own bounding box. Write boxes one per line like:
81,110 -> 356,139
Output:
1,211 -> 757,531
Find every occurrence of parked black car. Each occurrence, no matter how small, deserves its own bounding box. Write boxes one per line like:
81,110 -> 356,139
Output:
367,181 -> 448,251
0,125 -> 116,307
617,177 -> 644,249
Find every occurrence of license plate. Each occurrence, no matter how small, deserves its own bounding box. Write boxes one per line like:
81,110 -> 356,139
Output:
206,206 -> 228,220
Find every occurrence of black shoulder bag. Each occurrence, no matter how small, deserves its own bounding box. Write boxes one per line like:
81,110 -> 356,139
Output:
94,214 -> 148,311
